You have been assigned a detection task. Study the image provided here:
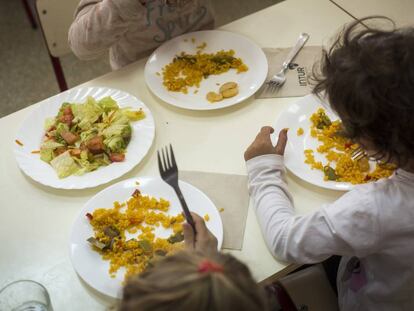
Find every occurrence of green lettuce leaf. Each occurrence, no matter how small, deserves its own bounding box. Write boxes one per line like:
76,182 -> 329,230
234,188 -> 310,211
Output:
95,153 -> 111,166
98,97 -> 119,112
121,124 -> 132,142
73,158 -> 100,175
40,149 -> 54,163
104,136 -> 126,152
54,123 -> 70,144
41,141 -> 64,150
73,153 -> 110,175
110,110 -> 129,125
121,108 -> 146,121
57,102 -> 71,119
80,128 -> 98,144
44,117 -> 55,131
102,123 -> 127,138
40,141 -> 64,163
55,122 -> 69,134
101,110 -> 130,138
50,151 -> 79,178
71,96 -> 103,130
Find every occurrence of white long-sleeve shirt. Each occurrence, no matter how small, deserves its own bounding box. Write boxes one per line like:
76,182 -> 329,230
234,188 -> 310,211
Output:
68,0 -> 214,70
246,154 -> 414,311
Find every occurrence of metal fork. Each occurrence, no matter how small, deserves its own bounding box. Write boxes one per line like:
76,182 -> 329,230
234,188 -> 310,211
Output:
351,146 -> 366,161
157,145 -> 196,234
267,32 -> 310,92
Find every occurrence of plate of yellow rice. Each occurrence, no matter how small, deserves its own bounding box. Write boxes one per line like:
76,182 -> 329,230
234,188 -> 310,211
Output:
273,94 -> 395,191
144,30 -> 268,110
69,176 -> 223,298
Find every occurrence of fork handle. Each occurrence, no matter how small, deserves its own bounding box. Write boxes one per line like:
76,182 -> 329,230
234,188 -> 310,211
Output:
174,187 -> 197,233
282,33 -> 310,70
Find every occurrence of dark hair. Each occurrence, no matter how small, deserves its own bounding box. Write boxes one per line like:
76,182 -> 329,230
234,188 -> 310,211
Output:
312,17 -> 414,166
120,250 -> 269,311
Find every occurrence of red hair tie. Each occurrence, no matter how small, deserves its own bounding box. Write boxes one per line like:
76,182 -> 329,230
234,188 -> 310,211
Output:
198,260 -> 224,273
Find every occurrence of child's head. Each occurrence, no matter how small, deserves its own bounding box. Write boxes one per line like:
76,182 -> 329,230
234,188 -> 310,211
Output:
313,17 -> 414,167
119,250 -> 268,311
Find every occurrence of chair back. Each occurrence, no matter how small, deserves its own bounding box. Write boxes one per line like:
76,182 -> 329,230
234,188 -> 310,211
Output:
277,265 -> 339,311
35,0 -> 79,57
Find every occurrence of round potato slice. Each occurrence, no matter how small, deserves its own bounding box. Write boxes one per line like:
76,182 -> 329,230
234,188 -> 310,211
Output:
206,91 -> 223,103
219,82 -> 238,93
221,87 -> 239,98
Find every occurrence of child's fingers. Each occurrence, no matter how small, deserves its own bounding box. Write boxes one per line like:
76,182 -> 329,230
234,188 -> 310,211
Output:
190,212 -> 215,243
190,212 -> 218,253
183,223 -> 195,249
189,211 -> 203,222
260,126 -> 275,135
253,126 -> 274,142
249,126 -> 275,151
260,126 -> 276,146
275,128 -> 288,155
244,126 -> 277,160
190,212 -> 209,234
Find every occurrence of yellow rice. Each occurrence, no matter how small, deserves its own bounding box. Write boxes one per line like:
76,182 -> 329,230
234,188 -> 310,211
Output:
304,108 -> 395,184
162,49 -> 248,94
88,189 -> 184,280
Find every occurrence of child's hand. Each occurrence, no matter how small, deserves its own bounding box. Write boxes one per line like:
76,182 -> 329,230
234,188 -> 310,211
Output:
183,212 -> 218,255
244,127 -> 288,161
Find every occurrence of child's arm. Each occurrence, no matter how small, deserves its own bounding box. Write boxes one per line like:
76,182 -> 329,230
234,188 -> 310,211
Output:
68,0 -> 145,60
244,127 -> 381,263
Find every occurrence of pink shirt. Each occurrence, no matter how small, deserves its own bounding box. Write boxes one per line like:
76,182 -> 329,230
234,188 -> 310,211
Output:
68,0 -> 215,69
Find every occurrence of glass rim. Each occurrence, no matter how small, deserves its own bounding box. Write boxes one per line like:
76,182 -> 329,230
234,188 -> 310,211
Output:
0,279 -> 51,305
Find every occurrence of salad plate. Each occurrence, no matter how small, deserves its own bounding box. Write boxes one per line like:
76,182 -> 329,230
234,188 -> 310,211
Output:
14,87 -> 155,189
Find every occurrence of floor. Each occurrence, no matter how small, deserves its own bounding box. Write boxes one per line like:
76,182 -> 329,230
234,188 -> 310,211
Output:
0,0 -> 282,118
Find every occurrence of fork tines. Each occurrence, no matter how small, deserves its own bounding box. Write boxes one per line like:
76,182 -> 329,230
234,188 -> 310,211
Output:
351,147 -> 366,161
266,81 -> 280,93
157,145 -> 177,177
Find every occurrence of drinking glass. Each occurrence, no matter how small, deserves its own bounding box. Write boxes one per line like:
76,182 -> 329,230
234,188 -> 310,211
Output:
0,280 -> 53,311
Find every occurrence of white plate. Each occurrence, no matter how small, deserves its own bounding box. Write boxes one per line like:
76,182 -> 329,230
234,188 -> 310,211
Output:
69,177 -> 223,298
14,87 -> 155,189
144,30 -> 268,110
274,94 -> 353,191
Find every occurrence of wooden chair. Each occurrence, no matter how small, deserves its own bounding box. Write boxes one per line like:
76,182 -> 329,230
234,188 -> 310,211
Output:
275,264 -> 340,311
35,0 -> 80,91
22,0 -> 38,29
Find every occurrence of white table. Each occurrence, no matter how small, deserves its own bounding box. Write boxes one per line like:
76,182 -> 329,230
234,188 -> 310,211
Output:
331,0 -> 414,27
0,0 -> 352,309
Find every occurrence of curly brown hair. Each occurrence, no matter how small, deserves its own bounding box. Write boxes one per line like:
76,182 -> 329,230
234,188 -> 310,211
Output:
312,17 -> 414,166
119,250 -> 269,311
